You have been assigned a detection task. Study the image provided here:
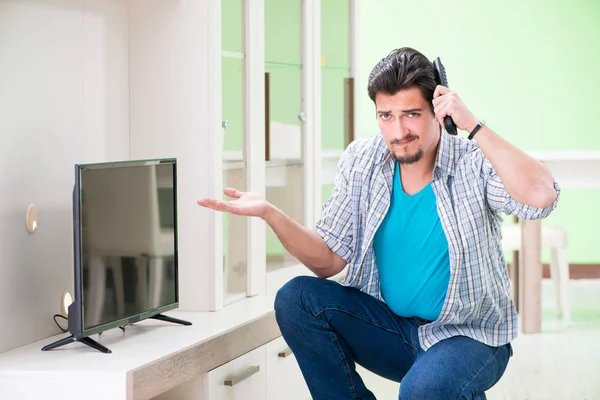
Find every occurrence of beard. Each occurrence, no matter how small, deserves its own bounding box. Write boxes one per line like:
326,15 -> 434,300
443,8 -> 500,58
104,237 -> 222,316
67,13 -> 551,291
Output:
394,148 -> 424,164
391,135 -> 424,164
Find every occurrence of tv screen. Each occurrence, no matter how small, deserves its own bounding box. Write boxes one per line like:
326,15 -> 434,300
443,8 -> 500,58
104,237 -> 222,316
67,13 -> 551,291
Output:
42,158 -> 190,354
79,159 -> 179,333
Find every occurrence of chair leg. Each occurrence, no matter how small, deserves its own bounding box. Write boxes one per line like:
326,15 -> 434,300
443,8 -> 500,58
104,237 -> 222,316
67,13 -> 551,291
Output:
557,248 -> 571,327
549,247 -> 562,319
550,246 -> 571,327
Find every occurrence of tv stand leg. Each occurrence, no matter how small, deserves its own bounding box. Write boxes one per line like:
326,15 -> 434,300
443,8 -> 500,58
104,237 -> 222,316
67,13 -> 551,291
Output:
41,335 -> 76,352
80,337 -> 111,353
41,335 -> 112,354
150,313 -> 192,326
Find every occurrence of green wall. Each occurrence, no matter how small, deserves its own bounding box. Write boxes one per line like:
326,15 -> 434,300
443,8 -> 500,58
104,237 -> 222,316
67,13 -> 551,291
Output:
357,0 -> 600,264
222,1 -> 600,264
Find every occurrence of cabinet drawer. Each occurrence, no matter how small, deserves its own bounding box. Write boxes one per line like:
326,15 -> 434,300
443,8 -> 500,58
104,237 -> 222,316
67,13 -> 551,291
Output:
151,375 -> 204,400
266,336 -> 311,400
204,346 -> 266,400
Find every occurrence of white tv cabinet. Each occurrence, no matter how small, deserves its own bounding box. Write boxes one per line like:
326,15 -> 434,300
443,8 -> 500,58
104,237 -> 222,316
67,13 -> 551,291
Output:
0,295 -> 312,400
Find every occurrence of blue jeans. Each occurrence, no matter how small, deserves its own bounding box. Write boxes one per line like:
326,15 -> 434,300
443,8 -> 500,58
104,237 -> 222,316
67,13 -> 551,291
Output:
274,276 -> 511,400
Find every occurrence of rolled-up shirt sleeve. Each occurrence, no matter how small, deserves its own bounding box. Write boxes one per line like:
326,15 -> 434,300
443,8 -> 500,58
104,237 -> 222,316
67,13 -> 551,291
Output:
314,147 -> 355,263
483,157 -> 561,220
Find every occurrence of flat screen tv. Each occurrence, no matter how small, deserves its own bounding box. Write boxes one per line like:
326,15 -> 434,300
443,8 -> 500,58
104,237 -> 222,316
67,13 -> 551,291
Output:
42,158 -> 190,354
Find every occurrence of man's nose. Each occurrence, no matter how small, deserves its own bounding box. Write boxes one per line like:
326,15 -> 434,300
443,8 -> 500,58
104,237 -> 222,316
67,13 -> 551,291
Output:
393,119 -> 409,135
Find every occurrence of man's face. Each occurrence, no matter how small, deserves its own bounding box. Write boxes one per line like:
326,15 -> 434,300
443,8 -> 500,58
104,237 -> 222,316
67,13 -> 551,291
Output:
375,87 -> 438,165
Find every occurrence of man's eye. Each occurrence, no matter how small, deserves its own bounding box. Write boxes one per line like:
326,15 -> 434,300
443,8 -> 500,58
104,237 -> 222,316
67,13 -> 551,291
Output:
406,113 -> 419,118
380,114 -> 391,120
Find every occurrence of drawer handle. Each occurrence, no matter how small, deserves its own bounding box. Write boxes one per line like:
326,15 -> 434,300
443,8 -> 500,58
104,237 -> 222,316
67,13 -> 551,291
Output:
278,347 -> 293,358
224,365 -> 260,387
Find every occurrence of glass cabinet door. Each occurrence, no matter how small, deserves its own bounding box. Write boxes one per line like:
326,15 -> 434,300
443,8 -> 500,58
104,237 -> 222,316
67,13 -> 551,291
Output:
264,0 -> 305,273
222,0 -> 248,304
320,0 -> 351,205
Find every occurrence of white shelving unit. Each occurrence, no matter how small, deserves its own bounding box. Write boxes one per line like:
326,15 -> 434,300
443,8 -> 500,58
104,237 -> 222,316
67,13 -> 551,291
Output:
0,0 -> 362,398
127,0 -> 220,314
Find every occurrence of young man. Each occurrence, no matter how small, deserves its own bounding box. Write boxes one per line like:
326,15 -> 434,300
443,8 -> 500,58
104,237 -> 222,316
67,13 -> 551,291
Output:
198,47 -> 560,399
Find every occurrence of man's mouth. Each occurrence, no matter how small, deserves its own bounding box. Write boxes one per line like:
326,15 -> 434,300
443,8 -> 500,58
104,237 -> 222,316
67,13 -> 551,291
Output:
394,137 -> 416,146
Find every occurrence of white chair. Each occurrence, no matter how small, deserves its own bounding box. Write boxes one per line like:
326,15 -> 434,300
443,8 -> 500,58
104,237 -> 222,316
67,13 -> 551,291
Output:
501,222 -> 571,327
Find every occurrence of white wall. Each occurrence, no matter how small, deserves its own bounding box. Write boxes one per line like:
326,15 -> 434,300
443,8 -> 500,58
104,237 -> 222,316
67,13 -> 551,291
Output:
0,0 -> 220,353
0,0 -> 129,353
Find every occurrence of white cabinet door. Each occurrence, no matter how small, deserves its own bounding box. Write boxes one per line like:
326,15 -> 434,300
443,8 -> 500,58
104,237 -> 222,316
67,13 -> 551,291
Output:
266,337 -> 311,400
204,346 -> 266,400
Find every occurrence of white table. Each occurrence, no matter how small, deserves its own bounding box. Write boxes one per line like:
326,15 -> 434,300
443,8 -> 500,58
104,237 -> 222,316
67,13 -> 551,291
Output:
520,151 -> 600,333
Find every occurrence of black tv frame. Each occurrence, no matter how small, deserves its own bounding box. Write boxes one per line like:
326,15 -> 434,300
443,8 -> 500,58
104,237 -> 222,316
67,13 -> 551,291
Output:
42,158 -> 191,354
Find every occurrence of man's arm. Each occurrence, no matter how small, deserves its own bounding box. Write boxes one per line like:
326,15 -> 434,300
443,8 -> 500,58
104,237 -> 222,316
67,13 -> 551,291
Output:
198,144 -> 356,279
263,206 -> 347,278
199,190 -> 347,278
263,144 -> 357,278
432,85 -> 559,210
469,124 -> 557,209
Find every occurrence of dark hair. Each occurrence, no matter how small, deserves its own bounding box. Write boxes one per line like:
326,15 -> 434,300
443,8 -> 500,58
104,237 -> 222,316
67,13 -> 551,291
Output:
367,47 -> 437,112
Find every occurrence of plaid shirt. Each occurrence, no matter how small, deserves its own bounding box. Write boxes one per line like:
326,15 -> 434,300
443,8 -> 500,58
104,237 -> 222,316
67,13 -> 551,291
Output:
315,131 -> 560,350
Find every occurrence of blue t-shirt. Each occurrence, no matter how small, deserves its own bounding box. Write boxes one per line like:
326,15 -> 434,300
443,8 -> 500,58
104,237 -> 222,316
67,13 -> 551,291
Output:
373,162 -> 450,321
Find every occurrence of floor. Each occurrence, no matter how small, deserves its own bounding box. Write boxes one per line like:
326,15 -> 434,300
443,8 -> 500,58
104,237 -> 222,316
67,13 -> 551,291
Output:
358,279 -> 600,399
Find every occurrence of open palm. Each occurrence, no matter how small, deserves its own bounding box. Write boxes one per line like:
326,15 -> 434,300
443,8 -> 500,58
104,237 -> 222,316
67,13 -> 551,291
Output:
197,187 -> 271,218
